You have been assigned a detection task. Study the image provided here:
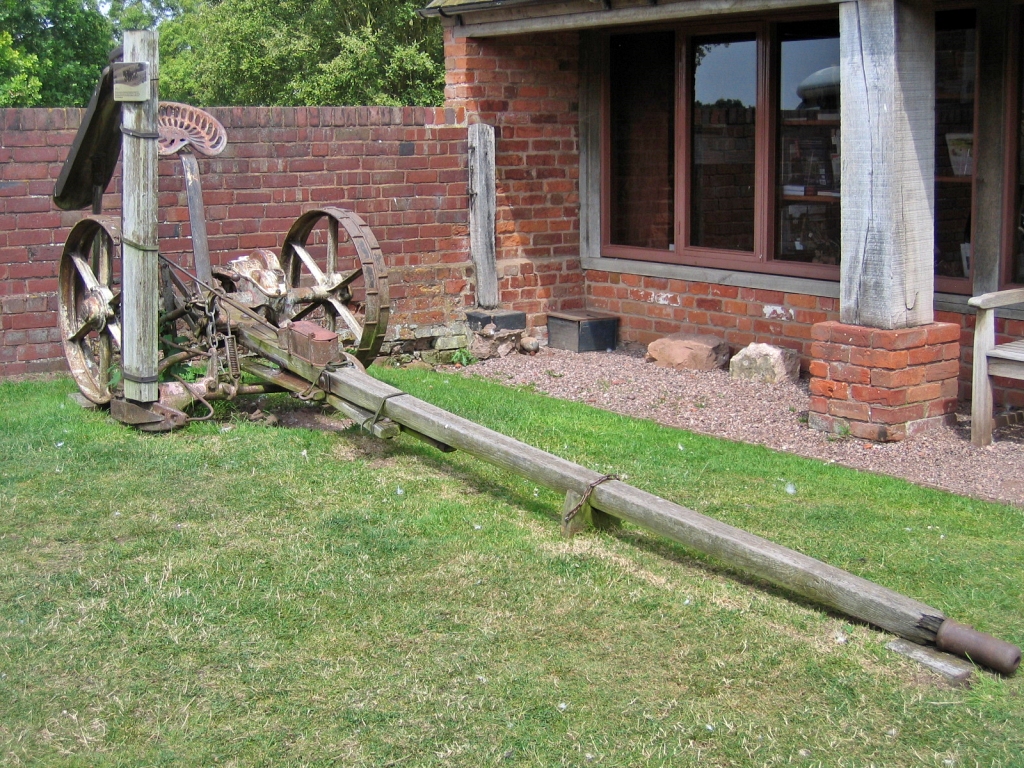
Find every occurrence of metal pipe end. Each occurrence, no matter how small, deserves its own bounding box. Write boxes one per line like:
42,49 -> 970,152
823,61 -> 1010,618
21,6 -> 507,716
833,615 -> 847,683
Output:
935,620 -> 1021,676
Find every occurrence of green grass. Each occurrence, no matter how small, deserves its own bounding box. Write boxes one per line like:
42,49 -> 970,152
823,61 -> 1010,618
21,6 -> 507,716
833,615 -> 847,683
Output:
0,370 -> 1021,767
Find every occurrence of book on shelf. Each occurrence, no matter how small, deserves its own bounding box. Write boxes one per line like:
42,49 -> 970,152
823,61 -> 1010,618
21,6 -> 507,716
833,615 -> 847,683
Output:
783,184 -> 805,196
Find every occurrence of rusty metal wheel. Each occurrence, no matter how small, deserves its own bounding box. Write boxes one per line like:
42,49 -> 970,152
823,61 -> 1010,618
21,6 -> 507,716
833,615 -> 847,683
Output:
58,216 -> 123,404
279,207 -> 389,366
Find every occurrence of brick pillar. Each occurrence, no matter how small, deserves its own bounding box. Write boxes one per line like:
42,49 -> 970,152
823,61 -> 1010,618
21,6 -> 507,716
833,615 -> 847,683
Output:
808,321 -> 960,441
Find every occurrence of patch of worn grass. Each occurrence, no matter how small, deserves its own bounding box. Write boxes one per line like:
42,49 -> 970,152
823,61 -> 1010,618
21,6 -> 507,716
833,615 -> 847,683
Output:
0,373 -> 1021,767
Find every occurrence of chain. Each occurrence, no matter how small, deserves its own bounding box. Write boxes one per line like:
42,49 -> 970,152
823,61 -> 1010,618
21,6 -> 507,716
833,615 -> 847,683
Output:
562,474 -> 618,526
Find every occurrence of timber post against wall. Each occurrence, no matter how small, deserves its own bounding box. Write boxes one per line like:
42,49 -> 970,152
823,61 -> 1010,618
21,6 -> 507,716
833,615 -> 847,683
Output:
809,0 -> 959,442
120,30 -> 161,403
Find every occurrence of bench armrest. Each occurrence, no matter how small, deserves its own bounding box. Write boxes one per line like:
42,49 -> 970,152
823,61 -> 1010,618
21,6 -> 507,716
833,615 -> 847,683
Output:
968,288 -> 1024,310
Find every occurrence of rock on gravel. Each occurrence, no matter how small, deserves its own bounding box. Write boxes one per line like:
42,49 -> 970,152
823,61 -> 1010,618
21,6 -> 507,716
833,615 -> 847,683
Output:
449,345 -> 1024,508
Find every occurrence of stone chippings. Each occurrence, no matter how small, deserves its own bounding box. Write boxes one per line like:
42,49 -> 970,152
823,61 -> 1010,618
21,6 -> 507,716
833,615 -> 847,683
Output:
452,344 -> 1024,509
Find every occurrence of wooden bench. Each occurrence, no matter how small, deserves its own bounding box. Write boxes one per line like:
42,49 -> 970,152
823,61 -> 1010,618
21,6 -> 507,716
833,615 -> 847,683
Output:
969,288 -> 1024,446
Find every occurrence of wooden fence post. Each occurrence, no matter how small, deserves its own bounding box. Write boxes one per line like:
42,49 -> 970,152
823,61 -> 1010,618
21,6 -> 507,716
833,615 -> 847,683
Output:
121,30 -> 160,403
468,123 -> 499,310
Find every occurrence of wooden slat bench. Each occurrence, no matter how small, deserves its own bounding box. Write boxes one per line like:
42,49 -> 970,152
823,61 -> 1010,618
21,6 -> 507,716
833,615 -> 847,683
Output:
969,288 -> 1024,446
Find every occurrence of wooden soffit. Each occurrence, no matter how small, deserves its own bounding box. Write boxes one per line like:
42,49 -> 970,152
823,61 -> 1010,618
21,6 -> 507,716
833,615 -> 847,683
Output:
421,0 -> 843,38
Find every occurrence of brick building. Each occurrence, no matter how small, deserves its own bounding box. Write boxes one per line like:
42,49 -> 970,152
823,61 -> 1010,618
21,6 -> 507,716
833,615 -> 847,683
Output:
2,0 -> 1024,442
421,0 -> 1024,440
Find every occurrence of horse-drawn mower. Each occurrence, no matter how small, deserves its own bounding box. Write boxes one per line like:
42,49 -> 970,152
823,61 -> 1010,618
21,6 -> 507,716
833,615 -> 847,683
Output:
49,32 -> 1019,677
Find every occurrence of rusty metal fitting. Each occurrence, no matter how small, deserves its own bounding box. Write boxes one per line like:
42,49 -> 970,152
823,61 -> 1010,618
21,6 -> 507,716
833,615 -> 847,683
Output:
935,620 -> 1021,675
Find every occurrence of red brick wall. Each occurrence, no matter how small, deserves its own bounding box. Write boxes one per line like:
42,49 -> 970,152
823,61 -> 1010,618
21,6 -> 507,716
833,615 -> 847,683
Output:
586,270 -> 839,364
0,105 -> 472,377
443,28 -> 585,326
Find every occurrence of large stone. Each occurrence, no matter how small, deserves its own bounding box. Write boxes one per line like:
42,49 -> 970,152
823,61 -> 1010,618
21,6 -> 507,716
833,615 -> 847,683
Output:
647,333 -> 729,371
729,343 -> 800,384
470,323 -> 523,360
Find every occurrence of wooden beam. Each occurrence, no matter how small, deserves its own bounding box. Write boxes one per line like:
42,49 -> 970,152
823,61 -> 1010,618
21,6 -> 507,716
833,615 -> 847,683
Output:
448,0 -> 841,37
319,363 -> 948,645
121,30 -> 160,402
468,123 -> 499,309
233,323 -> 1020,671
973,0 -> 1012,295
579,32 -> 602,262
839,0 -> 935,329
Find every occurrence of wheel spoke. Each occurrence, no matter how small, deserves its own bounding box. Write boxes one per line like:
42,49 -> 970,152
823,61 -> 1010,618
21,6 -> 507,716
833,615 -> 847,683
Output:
335,267 -> 363,290
328,297 -> 363,341
290,243 -> 327,287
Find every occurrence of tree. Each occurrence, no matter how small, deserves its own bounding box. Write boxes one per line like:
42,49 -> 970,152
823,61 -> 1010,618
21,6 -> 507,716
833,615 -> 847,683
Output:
0,32 -> 43,107
0,0 -> 114,107
158,0 -> 444,107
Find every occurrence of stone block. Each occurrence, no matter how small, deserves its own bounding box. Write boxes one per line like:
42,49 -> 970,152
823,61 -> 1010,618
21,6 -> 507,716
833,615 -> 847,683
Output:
647,332 -> 729,371
729,343 -> 800,384
434,335 -> 467,351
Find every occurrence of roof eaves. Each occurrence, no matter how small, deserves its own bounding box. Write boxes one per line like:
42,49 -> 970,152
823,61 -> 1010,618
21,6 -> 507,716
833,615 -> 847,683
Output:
418,0 -> 562,19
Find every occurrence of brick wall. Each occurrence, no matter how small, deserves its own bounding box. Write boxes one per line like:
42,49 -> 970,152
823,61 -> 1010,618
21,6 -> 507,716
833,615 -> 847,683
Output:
0,105 -> 472,377
586,270 -> 838,364
443,28 -> 585,327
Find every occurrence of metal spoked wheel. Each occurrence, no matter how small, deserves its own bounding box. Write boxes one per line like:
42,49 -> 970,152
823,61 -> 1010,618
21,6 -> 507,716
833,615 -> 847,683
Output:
279,207 -> 389,366
58,216 -> 123,404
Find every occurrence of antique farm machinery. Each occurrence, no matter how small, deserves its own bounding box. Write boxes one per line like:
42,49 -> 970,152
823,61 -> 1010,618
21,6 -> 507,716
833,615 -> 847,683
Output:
50,32 -> 1019,677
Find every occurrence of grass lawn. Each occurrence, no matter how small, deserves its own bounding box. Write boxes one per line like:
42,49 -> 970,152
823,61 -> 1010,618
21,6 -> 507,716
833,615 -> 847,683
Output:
1,369 -> 1022,767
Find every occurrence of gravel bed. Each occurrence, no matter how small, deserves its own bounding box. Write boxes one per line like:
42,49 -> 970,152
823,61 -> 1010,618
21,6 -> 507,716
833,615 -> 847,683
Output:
450,345 -> 1024,509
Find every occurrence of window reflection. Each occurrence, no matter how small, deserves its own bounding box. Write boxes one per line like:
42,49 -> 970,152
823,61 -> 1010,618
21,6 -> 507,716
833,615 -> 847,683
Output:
690,35 -> 757,252
776,22 -> 840,265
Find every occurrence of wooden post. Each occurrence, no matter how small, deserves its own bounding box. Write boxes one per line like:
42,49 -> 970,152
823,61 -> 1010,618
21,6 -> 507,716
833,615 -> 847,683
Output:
121,30 -> 160,402
839,0 -> 935,329
468,123 -> 499,309
236,323 -> 1021,671
579,32 -> 603,262
972,0 -> 1012,295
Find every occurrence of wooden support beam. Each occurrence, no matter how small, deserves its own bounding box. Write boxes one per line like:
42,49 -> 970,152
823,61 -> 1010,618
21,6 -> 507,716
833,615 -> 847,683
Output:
972,0 -> 1012,295
233,324 -> 1019,671
839,0 -> 935,329
319,363 -> 948,645
579,32 -> 603,262
121,30 -> 160,402
468,123 -> 499,310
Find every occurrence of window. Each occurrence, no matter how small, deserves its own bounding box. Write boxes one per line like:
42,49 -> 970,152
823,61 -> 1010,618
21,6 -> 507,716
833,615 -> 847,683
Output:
603,20 -> 841,278
777,23 -> 841,266
934,9 -> 976,288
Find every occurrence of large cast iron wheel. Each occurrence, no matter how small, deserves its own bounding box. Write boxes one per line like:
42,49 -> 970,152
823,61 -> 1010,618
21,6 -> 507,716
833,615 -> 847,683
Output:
279,207 -> 389,366
58,216 -> 123,404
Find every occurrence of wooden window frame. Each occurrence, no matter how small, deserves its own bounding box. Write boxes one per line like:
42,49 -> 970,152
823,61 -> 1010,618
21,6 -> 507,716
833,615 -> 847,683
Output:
599,17 -> 842,281
1000,3 -> 1024,289
598,10 -> 985,292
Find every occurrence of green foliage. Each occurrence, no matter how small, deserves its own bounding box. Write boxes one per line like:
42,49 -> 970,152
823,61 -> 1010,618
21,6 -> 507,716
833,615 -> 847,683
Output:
449,348 -> 477,367
159,0 -> 444,107
106,0 -> 183,37
0,31 -> 42,107
0,0 -> 114,107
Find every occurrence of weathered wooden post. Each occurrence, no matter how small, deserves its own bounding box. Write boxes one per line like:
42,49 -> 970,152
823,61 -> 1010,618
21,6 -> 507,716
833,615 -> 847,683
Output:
839,0 -> 934,329
809,1 -> 960,442
468,123 -> 499,310
120,30 -> 160,403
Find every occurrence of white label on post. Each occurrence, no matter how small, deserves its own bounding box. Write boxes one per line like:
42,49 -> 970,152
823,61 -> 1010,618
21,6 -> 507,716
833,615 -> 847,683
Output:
112,62 -> 150,102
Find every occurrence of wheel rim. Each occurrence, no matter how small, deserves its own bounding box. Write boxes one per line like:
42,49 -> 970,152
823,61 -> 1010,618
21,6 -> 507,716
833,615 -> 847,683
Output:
58,216 -> 123,404
279,207 -> 389,366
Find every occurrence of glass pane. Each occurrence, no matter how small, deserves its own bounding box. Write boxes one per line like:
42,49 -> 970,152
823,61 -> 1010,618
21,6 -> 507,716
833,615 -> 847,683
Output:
609,32 -> 675,250
776,22 -> 841,265
691,34 -> 757,251
935,10 -> 975,279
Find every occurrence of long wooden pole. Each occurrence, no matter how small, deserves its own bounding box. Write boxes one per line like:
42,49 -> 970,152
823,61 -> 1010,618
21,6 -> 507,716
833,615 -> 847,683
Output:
235,326 -> 1020,672
121,30 -> 160,403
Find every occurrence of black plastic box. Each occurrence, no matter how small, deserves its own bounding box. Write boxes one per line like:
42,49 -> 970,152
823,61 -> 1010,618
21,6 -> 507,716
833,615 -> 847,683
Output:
547,310 -> 618,353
